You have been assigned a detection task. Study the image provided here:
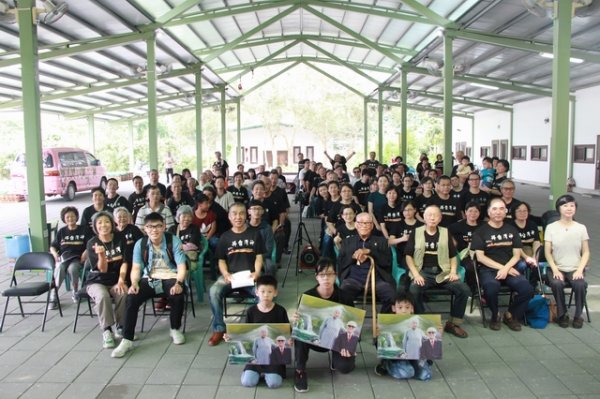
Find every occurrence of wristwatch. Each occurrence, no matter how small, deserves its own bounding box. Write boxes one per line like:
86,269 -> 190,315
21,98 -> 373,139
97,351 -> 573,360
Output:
175,280 -> 184,286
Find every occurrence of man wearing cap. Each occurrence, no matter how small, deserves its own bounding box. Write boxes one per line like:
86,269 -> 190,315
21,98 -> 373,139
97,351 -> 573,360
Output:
270,336 -> 292,365
332,321 -> 360,356
405,205 -> 470,338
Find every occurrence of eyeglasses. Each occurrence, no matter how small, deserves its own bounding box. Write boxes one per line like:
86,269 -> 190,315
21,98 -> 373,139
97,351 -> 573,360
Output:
468,178 -> 480,181
347,325 -> 355,328
145,224 -> 164,230
428,331 -> 436,334
501,187 -> 515,191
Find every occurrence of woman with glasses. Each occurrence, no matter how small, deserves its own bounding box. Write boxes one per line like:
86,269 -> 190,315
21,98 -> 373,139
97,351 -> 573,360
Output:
544,194 -> 590,329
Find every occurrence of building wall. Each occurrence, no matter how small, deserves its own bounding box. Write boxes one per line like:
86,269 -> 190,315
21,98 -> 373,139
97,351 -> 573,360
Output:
461,83 -> 600,191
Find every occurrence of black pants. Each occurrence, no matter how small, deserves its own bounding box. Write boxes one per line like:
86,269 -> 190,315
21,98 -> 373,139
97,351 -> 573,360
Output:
166,168 -> 174,183
122,278 -> 185,341
340,277 -> 396,313
294,340 -> 355,374
409,271 -> 470,319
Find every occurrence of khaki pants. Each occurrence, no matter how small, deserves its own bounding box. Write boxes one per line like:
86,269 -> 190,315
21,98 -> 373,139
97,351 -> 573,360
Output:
86,283 -> 127,330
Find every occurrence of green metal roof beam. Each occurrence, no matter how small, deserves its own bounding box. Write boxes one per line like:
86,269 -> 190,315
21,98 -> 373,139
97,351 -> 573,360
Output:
157,0 -> 298,29
0,68 -> 196,110
446,28 -> 600,64
303,5 -> 407,65
0,31 -> 153,68
403,65 -> 557,98
195,34 -> 415,57
400,0 -> 457,29
202,4 -> 301,64
226,40 -> 300,85
155,0 -> 203,25
302,40 -> 380,85
302,61 -> 365,97
307,0 -> 436,26
215,56 -> 396,75
242,61 -> 301,97
63,88 -> 220,119
415,90 -> 512,112
365,98 -> 473,118
116,99 -> 239,122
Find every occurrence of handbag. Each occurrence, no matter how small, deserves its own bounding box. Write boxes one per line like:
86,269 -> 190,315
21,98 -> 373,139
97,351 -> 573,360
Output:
526,294 -> 550,329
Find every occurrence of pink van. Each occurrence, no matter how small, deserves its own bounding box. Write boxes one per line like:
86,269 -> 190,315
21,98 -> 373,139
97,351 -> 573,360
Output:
10,147 -> 107,201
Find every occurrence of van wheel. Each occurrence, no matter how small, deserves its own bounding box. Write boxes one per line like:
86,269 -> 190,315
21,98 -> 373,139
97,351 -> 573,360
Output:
63,183 -> 76,201
100,177 -> 107,190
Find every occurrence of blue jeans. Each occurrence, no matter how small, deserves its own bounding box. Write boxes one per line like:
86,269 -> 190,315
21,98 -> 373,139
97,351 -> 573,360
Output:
208,276 -> 255,332
384,359 -> 432,381
241,370 -> 283,388
321,232 -> 334,259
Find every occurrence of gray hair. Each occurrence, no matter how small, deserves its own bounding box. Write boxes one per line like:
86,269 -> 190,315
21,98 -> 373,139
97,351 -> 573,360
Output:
175,204 -> 194,223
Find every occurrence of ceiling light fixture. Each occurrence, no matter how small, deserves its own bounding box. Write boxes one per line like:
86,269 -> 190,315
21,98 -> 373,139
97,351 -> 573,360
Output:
470,82 -> 499,90
539,52 -> 584,64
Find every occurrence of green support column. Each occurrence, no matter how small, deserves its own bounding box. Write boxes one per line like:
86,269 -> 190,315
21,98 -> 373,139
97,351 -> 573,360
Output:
18,0 -> 47,251
568,99 -> 576,178
400,68 -> 408,162
128,120 -> 135,172
363,98 -> 368,158
443,34 -> 454,176
549,0 -> 572,207
236,97 -> 241,165
220,85 -> 226,159
377,86 -> 383,159
146,35 -> 158,170
195,70 -> 203,175
87,114 -> 96,155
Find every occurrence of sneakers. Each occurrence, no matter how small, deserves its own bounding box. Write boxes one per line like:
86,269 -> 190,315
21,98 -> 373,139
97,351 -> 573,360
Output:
444,321 -> 468,338
294,370 -> 308,393
170,328 -> 185,345
111,339 -> 133,358
557,314 -> 570,328
572,316 -> 584,329
208,332 -> 225,346
114,326 -> 123,340
503,311 -> 522,331
103,330 -> 116,349
71,291 -> 78,303
374,363 -> 387,376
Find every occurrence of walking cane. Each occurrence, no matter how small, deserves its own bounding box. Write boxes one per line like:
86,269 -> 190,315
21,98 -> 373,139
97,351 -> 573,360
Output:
362,256 -> 378,338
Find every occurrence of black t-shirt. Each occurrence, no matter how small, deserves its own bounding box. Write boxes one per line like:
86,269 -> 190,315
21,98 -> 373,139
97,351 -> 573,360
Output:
51,225 -> 91,261
490,175 -> 507,196
449,220 -> 482,252
105,195 -> 132,213
509,219 -> 540,251
504,198 -> 522,221
118,224 -> 144,267
227,185 -> 250,204
268,187 -> 290,213
210,202 -> 231,236
337,224 -> 357,241
85,232 -> 127,286
256,197 -> 279,225
80,205 -> 109,236
451,188 -> 464,202
365,159 -> 380,169
415,194 -> 432,216
213,159 -> 229,177
167,193 -> 195,219
460,190 -> 490,220
327,201 -> 362,226
302,170 -> 317,191
379,203 -> 403,233
405,228 -> 456,274
471,222 -> 522,266
216,227 -> 265,273
353,180 -> 371,208
398,188 -> 416,202
168,224 -> 201,248
393,219 -> 423,256
298,158 -> 309,172
128,192 -> 147,221
143,183 -> 167,200
302,286 -> 355,307
428,195 -> 461,227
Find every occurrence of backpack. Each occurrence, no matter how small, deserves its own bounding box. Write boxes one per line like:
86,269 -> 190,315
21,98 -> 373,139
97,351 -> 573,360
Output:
526,294 -> 550,329
140,232 -> 176,272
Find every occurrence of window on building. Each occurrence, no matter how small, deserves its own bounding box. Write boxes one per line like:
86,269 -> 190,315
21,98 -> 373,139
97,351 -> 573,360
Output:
306,146 -> 314,161
250,147 -> 258,164
466,147 -> 472,158
293,146 -> 301,159
573,145 -> 595,163
512,146 -> 527,160
530,145 -> 548,161
480,146 -> 490,157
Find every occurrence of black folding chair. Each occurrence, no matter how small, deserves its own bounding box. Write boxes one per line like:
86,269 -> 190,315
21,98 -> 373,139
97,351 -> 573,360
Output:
222,288 -> 256,318
1,252 -> 62,332
141,275 -> 196,333
469,254 -> 514,327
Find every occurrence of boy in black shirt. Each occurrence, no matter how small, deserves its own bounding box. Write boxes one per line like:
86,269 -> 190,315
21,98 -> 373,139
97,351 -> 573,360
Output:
238,275 -> 290,388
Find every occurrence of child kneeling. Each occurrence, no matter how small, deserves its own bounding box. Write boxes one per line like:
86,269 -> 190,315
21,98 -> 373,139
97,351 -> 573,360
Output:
374,293 -> 432,381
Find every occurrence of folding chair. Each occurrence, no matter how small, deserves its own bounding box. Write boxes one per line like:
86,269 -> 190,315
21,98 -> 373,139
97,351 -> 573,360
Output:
536,247 -> 590,322
222,288 -> 256,318
72,261 -> 94,333
469,254 -> 514,327
141,274 -> 196,333
1,252 -> 62,332
189,235 -> 209,302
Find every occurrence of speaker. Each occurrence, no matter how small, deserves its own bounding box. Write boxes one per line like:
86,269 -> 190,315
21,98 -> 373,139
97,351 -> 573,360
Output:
299,244 -> 319,269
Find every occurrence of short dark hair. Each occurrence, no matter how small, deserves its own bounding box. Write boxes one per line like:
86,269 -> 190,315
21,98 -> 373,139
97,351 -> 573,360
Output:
107,177 -> 119,185
60,206 -> 79,223
498,159 -> 510,171
512,201 -> 531,218
315,257 -> 336,275
436,175 -> 451,184
394,292 -> 416,307
256,274 -> 278,290
482,157 -> 492,164
233,171 -> 244,179
144,212 -> 164,224
195,193 -> 209,204
132,175 -> 143,183
91,186 -> 105,197
555,194 -> 577,212
464,201 -> 481,212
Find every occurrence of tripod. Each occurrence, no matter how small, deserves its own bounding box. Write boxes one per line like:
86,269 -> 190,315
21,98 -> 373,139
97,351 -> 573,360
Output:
282,201 -> 316,288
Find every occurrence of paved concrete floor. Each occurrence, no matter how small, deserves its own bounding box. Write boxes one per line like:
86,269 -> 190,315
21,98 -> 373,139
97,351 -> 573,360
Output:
0,182 -> 599,398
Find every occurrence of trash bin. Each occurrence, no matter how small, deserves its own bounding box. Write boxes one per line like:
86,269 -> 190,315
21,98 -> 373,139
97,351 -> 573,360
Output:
4,235 -> 31,259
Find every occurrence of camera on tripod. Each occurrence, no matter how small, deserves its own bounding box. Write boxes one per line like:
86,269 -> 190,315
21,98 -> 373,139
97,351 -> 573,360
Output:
294,190 -> 307,205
